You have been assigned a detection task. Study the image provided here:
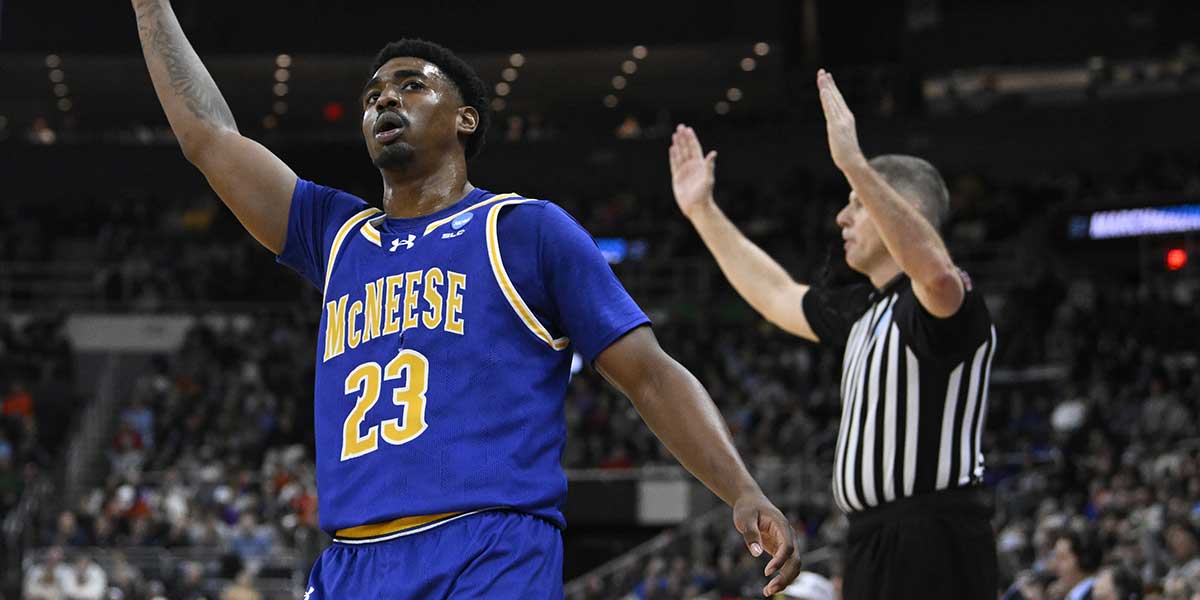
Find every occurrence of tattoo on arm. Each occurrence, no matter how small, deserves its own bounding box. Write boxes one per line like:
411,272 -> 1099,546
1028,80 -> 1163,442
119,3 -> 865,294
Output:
134,0 -> 237,130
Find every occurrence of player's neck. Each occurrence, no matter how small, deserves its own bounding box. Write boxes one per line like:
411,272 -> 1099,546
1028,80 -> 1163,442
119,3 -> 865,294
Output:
379,160 -> 473,219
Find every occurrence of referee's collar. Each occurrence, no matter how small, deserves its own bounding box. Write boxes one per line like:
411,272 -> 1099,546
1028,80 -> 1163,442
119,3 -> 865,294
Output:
870,272 -> 908,301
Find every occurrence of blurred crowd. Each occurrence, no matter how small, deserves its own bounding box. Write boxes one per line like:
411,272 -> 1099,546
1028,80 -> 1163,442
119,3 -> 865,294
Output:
19,264 -> 1199,599
22,312 -> 324,600
0,313 -> 75,519
7,148 -> 1199,599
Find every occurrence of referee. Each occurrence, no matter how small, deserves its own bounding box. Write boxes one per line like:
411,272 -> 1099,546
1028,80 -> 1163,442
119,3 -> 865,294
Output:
667,69 -> 997,599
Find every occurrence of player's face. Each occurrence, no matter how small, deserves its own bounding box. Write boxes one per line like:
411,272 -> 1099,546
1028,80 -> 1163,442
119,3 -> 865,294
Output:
360,57 -> 474,170
835,191 -> 887,275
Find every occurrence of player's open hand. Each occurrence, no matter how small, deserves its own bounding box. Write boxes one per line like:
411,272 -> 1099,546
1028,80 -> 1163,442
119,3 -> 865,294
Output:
817,69 -> 868,174
733,493 -> 803,596
668,124 -> 717,220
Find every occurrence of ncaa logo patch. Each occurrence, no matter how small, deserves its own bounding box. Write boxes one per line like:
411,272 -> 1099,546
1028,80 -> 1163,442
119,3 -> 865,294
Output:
451,212 -> 474,230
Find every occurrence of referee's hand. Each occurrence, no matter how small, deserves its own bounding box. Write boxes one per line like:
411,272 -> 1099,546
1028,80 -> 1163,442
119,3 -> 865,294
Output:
733,494 -> 803,596
816,68 -> 868,174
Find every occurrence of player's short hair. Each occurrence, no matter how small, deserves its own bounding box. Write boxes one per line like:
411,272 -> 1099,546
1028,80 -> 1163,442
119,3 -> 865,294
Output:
370,39 -> 490,159
868,154 -> 950,230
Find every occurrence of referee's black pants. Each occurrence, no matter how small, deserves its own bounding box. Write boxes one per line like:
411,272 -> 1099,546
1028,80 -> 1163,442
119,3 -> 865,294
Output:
843,487 -> 997,600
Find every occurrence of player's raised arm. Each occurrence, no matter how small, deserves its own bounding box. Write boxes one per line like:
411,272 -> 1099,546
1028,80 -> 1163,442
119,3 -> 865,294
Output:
816,69 -> 963,317
668,126 -> 819,342
595,327 -> 802,597
131,0 -> 297,254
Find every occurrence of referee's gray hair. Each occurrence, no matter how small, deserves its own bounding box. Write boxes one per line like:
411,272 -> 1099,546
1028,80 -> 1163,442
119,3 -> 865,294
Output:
868,155 -> 950,229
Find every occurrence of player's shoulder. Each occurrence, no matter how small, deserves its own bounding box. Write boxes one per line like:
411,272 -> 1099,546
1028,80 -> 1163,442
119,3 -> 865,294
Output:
489,193 -> 580,232
299,178 -> 370,209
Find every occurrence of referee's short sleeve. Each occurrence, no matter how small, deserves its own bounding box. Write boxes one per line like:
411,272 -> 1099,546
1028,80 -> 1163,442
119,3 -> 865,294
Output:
896,272 -> 993,360
802,284 -> 873,346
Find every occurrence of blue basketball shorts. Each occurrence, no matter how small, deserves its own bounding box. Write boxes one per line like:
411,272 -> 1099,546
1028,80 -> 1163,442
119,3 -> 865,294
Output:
303,510 -> 563,600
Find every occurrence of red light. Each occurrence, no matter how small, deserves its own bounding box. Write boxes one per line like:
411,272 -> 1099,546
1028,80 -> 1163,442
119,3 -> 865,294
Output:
323,102 -> 344,122
1166,248 -> 1187,271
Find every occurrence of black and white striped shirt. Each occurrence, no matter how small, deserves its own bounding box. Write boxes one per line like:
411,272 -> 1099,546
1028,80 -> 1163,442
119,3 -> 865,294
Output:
803,273 -> 996,514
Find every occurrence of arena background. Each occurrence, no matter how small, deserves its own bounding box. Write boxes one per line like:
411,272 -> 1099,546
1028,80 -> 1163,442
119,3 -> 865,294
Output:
2,1 -> 1199,598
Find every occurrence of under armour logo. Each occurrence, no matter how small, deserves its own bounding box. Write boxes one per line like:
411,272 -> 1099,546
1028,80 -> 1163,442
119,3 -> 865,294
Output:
303,586 -> 315,600
390,234 -> 416,252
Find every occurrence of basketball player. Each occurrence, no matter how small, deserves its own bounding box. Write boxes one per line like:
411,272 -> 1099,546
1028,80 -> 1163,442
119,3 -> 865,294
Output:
668,70 -> 998,599
130,1 -> 802,597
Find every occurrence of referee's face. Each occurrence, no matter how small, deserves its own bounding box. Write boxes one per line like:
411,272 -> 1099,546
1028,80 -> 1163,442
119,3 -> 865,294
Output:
836,191 -> 887,276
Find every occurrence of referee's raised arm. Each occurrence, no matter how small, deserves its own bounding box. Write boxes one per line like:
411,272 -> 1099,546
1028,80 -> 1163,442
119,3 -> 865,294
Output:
131,0 -> 298,255
668,125 -> 820,342
816,69 -> 964,318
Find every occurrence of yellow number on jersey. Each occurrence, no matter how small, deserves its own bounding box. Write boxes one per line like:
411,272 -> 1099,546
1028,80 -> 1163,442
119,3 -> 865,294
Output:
380,350 -> 429,445
341,362 -> 383,460
340,350 -> 431,461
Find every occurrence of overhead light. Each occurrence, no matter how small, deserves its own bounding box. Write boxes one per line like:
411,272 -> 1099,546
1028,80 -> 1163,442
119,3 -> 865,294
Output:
603,94 -> 619,108
54,84 -> 69,98
57,98 -> 73,112
490,98 -> 507,112
726,87 -> 743,102
275,54 -> 292,68
273,83 -> 289,97
502,67 -> 519,82
45,54 -> 62,69
631,46 -> 648,60
49,69 -> 64,83
754,42 -> 770,56
611,75 -> 627,90
274,68 -> 290,82
495,82 -> 511,96
509,53 -> 526,68
273,101 -> 288,115
622,60 -> 637,75
741,57 -> 757,72
714,101 -> 730,115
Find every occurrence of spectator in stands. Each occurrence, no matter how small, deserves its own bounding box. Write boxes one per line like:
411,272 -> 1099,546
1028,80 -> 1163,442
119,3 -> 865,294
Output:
2,380 -> 33,418
1164,520 -> 1200,580
106,551 -> 147,600
59,553 -> 107,600
120,396 -> 155,451
220,569 -> 262,600
24,546 -> 66,600
169,560 -> 209,600
712,552 -> 752,600
0,433 -> 21,512
52,511 -> 90,547
229,513 -> 275,566
1049,529 -> 1103,600
633,556 -> 670,600
1091,566 -> 1141,600
1003,570 -> 1053,600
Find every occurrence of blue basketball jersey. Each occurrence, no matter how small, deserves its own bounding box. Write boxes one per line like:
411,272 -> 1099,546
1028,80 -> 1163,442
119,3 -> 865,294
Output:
277,179 -> 648,536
